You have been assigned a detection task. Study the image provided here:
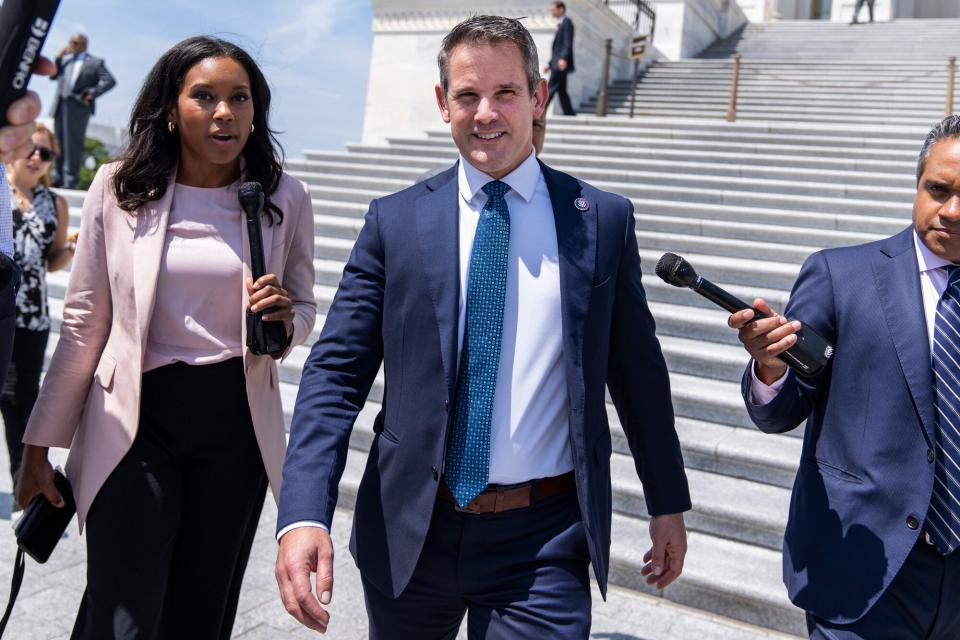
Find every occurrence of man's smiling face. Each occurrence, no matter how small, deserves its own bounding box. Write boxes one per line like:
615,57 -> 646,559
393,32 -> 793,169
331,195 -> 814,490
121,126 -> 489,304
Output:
435,42 -> 546,179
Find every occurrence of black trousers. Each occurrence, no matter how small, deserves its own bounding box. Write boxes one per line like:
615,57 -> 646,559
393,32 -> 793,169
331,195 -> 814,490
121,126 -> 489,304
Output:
363,490 -> 591,639
71,358 -> 268,640
546,69 -> 576,116
0,328 -> 49,489
54,99 -> 92,189
806,535 -> 960,639
852,0 -> 875,22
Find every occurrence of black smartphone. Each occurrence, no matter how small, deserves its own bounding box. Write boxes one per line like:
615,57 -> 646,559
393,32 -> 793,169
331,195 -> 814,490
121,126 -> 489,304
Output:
0,0 -> 60,127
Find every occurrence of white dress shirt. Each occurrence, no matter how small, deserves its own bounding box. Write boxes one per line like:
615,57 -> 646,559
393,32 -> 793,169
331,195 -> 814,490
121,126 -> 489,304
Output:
69,52 -> 87,92
751,231 -> 957,404
0,169 -> 14,257
278,150 -> 573,539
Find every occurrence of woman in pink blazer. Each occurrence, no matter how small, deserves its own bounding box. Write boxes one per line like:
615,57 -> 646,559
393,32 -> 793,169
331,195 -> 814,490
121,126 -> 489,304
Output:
15,37 -> 316,638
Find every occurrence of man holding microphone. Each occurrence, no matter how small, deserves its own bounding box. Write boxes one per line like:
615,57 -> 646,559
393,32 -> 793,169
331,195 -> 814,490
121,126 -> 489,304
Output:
728,116 -> 960,638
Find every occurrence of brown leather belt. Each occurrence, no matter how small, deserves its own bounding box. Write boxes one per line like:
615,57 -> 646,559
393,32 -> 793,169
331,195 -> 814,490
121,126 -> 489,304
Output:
438,471 -> 576,514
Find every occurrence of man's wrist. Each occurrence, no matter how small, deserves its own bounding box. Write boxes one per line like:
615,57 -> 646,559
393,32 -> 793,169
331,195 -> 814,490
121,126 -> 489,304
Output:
754,360 -> 788,386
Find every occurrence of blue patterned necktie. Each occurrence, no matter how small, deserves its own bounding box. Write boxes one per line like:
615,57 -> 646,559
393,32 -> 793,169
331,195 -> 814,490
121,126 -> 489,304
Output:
445,180 -> 511,507
928,265 -> 960,554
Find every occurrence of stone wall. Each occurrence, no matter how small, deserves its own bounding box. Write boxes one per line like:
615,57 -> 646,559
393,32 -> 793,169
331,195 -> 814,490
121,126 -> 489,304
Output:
361,0 -> 636,144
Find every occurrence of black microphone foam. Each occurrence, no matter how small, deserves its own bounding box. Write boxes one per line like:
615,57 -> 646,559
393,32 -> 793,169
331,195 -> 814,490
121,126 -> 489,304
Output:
239,181 -> 264,220
655,252 -> 697,288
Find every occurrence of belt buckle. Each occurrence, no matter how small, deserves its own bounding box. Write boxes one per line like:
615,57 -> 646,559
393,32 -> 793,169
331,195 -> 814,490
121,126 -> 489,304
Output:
453,496 -> 483,514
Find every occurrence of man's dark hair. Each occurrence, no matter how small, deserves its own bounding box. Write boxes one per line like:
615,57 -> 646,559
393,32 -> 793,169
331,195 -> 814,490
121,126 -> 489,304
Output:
917,114 -> 960,183
113,36 -> 285,222
438,15 -> 541,96
553,2 -> 566,11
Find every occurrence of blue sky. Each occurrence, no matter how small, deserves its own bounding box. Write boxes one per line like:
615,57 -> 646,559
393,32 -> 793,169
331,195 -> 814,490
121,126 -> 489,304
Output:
33,0 -> 373,157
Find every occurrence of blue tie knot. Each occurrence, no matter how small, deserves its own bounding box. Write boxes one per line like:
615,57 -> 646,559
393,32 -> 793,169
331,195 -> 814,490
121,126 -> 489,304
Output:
948,264 -> 960,289
482,180 -> 510,200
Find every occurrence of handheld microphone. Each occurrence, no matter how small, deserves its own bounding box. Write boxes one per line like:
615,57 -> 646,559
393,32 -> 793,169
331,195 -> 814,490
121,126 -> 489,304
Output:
239,182 -> 288,357
0,0 -> 60,127
655,252 -> 833,377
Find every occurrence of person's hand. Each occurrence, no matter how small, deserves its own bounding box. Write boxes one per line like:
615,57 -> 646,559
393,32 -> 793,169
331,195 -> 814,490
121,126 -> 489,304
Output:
82,93 -> 93,106
641,512 -> 687,590
1,56 -> 56,163
14,445 -> 65,510
557,58 -> 568,72
59,42 -> 73,58
276,527 -> 334,632
247,274 -> 294,338
727,298 -> 799,385
542,64 -> 550,74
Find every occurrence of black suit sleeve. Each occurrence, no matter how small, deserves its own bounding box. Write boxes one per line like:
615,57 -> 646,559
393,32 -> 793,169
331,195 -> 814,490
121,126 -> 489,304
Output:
607,199 -> 691,516
277,199 -> 387,531
88,59 -> 116,99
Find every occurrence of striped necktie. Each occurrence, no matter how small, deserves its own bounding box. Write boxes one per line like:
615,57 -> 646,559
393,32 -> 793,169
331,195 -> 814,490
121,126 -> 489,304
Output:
444,180 -> 511,507
928,265 -> 960,555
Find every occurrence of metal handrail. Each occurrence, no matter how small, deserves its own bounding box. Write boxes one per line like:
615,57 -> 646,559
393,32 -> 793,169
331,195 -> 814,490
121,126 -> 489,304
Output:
603,0 -> 656,39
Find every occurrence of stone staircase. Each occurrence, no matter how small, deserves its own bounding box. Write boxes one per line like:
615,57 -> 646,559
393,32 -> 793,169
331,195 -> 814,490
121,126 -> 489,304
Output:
584,19 -> 960,125
40,17 -> 960,640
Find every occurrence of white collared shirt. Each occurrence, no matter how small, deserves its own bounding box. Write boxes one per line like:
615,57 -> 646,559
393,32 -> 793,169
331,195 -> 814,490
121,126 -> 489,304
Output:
277,150 -> 573,539
69,52 -> 87,91
457,149 -> 573,484
751,231 -> 958,404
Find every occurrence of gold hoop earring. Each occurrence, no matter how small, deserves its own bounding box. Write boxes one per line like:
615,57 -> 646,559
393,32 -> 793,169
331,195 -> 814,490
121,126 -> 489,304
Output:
250,124 -> 255,133
168,121 -> 176,133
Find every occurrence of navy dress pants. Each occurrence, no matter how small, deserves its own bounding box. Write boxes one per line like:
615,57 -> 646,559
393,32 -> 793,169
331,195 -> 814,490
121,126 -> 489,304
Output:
362,489 -> 592,639
70,359 -> 268,640
807,535 -> 960,639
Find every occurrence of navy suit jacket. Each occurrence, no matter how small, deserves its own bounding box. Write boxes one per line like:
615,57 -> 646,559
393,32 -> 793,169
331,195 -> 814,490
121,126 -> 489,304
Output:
279,161 -> 690,598
550,18 -> 575,73
742,227 -> 938,624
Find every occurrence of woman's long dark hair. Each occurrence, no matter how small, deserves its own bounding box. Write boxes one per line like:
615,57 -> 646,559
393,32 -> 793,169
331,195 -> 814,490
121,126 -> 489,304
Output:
113,36 -> 285,223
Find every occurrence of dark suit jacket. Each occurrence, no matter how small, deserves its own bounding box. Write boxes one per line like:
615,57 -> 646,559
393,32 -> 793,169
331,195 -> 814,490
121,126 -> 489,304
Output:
278,161 -> 690,598
550,17 -> 575,73
742,227 -> 938,624
50,53 -> 116,116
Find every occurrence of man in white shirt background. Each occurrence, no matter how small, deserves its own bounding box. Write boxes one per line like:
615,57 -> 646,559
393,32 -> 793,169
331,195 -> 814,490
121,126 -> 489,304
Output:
728,116 -> 960,638
50,34 -> 115,188
274,14 -> 690,638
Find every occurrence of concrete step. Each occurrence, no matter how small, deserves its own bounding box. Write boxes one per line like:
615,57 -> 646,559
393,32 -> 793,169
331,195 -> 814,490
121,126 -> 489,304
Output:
293,154 -> 915,191
376,136 -> 915,162
298,147 -> 916,181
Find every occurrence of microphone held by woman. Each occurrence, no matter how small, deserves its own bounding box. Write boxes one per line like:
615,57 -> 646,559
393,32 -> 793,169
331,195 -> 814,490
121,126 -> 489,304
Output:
241,181 -> 289,357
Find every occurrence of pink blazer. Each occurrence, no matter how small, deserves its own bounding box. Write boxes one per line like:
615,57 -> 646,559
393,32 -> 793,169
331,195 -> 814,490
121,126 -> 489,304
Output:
24,163 -> 317,527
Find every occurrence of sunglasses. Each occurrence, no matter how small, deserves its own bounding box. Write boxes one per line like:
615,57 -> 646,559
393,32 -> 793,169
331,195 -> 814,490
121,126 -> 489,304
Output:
29,146 -> 55,162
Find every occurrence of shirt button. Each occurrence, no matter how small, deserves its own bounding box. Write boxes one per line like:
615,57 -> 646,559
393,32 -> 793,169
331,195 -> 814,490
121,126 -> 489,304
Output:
906,515 -> 920,530
928,449 -> 935,464
432,465 -> 439,480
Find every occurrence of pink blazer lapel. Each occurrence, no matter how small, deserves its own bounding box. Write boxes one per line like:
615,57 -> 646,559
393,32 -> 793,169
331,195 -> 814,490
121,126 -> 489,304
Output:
131,180 -> 174,352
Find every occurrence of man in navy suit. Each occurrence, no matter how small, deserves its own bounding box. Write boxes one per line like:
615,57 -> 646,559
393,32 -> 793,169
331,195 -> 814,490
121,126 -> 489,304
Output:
544,1 -> 576,116
275,15 -> 690,638
49,34 -> 115,188
729,116 -> 960,638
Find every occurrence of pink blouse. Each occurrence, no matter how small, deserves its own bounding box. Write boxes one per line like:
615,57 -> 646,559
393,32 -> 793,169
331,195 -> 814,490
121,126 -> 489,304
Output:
143,182 -> 245,372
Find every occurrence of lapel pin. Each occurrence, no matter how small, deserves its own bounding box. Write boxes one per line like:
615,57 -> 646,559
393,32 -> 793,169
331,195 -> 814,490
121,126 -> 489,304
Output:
574,196 -> 589,212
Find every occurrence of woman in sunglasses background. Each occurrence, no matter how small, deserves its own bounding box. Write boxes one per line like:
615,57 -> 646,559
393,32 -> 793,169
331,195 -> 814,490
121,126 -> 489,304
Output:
2,122 -> 74,504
